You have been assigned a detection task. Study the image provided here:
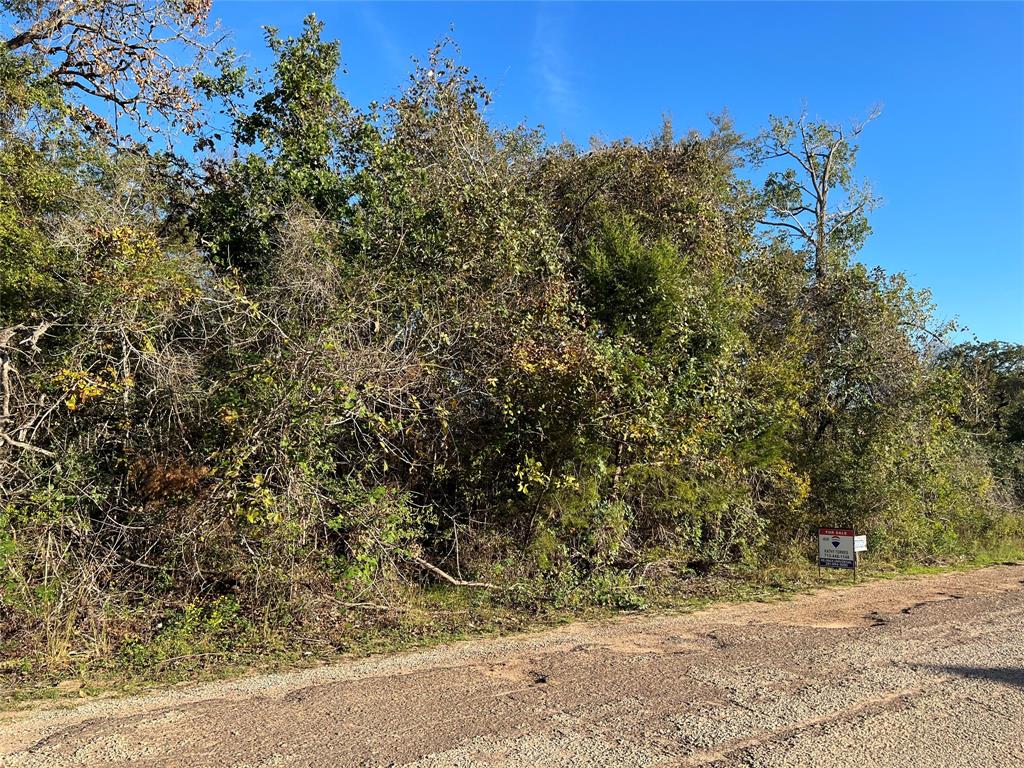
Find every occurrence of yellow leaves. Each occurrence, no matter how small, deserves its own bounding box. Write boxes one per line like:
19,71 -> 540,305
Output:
86,225 -> 201,312
220,407 -> 240,425
771,461 -> 811,506
88,226 -> 161,276
57,367 -> 134,412
110,226 -> 160,261
512,341 -> 570,377
235,473 -> 282,526
555,474 -> 581,492
514,455 -> 548,495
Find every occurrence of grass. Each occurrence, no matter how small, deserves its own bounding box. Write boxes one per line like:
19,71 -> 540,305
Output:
2,545 -> 1022,711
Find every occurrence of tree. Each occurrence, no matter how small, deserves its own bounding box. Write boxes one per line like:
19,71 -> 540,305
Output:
750,107 -> 881,280
1,17 -> 1020,676
941,342 -> 1024,502
193,14 -> 355,275
2,0 -> 217,137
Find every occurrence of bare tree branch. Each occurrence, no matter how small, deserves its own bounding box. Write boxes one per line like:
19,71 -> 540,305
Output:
3,0 -> 220,139
407,554 -> 498,590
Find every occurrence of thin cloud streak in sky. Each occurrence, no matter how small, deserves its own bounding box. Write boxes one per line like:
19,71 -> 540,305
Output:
532,8 -> 578,135
357,4 -> 408,87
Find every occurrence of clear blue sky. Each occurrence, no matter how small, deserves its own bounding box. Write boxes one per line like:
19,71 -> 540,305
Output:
212,1 -> 1023,343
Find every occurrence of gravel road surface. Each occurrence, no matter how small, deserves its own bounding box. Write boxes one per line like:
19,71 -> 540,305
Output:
2,565 -> 1022,767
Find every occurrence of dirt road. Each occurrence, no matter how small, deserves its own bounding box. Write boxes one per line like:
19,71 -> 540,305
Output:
2,565 -> 1022,767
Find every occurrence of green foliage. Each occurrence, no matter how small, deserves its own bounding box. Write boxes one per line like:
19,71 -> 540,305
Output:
0,14 -> 1020,679
0,55 -> 78,323
117,597 -> 253,672
237,16 -> 350,169
940,342 -> 1024,505
193,15 -> 356,276
581,216 -> 687,345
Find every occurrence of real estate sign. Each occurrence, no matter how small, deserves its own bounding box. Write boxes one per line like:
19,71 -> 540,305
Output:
818,528 -> 856,570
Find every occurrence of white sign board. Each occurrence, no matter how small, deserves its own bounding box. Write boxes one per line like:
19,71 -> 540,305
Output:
854,535 -> 867,553
818,528 -> 856,570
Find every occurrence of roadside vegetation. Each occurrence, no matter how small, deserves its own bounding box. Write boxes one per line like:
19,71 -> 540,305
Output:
2,4 -> 1022,697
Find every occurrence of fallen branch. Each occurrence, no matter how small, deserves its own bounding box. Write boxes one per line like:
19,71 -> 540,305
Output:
1,432 -> 55,458
407,554 -> 498,590
341,601 -> 410,612
153,651 -> 230,669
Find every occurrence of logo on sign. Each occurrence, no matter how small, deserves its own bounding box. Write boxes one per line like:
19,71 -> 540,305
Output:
831,537 -> 840,548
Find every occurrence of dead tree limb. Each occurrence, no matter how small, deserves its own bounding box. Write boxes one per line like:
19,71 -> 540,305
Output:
407,554 -> 498,590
